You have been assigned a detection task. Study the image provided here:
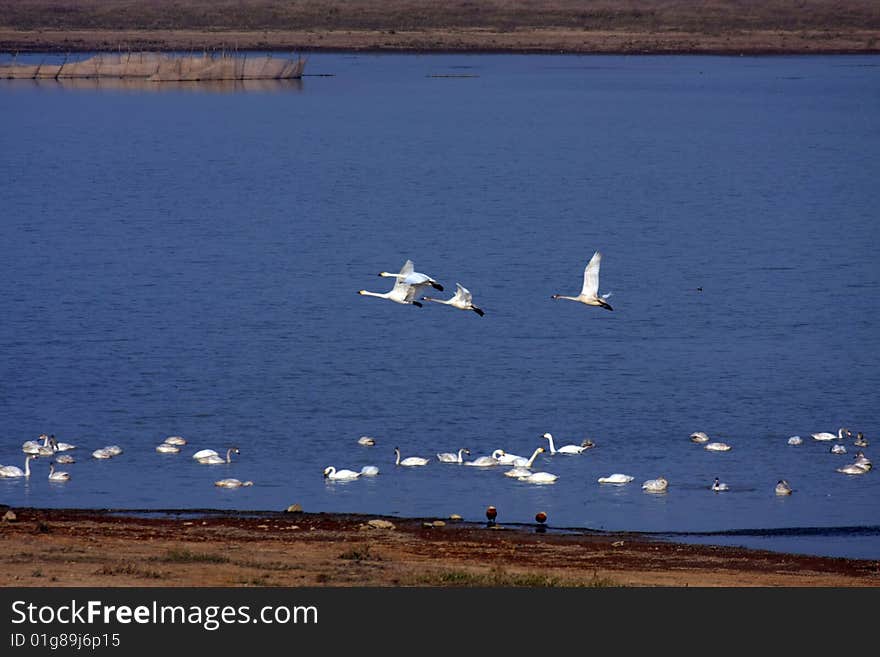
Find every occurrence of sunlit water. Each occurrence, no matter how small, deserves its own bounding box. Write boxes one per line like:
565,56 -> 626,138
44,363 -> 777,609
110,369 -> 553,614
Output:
1,53 -> 878,559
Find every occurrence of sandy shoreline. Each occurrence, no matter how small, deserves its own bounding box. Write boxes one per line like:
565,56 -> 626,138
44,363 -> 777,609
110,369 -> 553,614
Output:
1,1 -> 878,54
1,507 -> 877,587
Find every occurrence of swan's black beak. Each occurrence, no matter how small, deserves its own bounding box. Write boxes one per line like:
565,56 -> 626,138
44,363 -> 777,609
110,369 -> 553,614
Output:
431,282 -> 444,291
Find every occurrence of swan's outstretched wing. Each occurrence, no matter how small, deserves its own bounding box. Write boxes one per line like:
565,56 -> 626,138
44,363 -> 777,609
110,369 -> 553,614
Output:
401,282 -> 422,304
453,283 -> 472,304
398,260 -> 415,278
580,251 -> 602,298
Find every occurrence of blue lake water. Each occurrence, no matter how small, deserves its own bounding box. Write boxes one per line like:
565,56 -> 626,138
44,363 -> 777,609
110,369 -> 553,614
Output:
1,53 -> 878,559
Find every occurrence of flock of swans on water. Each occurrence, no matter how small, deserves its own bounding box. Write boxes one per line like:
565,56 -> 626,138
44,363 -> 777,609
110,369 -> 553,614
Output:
1,253 -> 873,502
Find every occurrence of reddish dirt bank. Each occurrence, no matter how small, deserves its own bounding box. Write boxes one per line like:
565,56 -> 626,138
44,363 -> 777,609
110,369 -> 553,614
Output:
1,508 -> 878,587
0,0 -> 878,54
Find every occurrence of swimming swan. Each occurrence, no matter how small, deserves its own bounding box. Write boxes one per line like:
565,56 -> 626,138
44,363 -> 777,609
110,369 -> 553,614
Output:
164,436 -> 187,446
551,250 -> 613,310
49,435 -> 76,451
504,448 -> 546,478
853,452 -> 872,470
91,448 -> 114,459
104,445 -> 123,456
55,454 -> 75,464
48,462 -> 70,482
704,442 -> 732,452
836,463 -> 869,475
0,454 -> 38,478
775,480 -> 793,495
357,436 -> 376,446
394,447 -> 429,467
323,466 -> 361,480
360,465 -> 380,476
22,434 -> 50,454
464,449 -> 505,467
689,432 -> 711,443
854,432 -> 869,447
198,447 -> 240,464
156,443 -> 181,454
642,477 -> 668,493
598,473 -> 634,485
378,259 -> 444,291
517,471 -> 558,484
787,436 -> 803,445
510,447 -> 546,468
811,428 -> 851,441
711,477 -> 729,492
542,433 -> 593,455
437,448 -> 470,463
422,283 -> 484,316
192,448 -> 218,460
830,444 -> 847,454
214,478 -> 253,488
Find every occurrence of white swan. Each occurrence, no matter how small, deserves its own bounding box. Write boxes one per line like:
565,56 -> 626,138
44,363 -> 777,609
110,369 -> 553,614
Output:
464,449 -> 505,467
378,259 -> 444,291
422,283 -> 484,316
22,434 -> 51,454
214,478 -> 253,488
198,447 -> 239,464
495,450 -> 526,465
517,471 -> 558,484
597,473 -> 634,485
0,454 -> 38,478
437,448 -> 470,463
48,462 -> 70,482
91,448 -> 114,459
156,443 -> 180,454
504,448 -> 545,478
854,432 -> 869,447
192,448 -> 218,460
551,250 -> 613,310
360,465 -> 380,476
104,445 -> 123,456
836,463 -> 869,476
853,452 -> 872,470
642,476 -> 668,493
542,432 -> 593,455
394,447 -> 429,467
164,436 -> 187,446
811,428 -> 851,441
830,444 -> 847,454
704,442 -> 731,452
50,435 -> 76,451
360,260 -> 435,307
55,454 -> 75,464
775,480 -> 793,495
324,466 -> 362,480
787,436 -> 803,445
689,431 -> 711,443
711,477 -> 729,492
357,436 -> 376,446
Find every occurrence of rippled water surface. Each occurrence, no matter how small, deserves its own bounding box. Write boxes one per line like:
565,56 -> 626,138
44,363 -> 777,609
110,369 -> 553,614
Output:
1,53 -> 878,558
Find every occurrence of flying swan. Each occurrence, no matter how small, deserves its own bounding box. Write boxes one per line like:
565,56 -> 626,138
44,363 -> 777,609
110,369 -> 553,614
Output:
551,251 -> 613,310
422,283 -> 485,316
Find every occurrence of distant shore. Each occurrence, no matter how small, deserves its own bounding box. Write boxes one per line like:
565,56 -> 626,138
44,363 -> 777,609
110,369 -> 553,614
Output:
1,507 -> 878,587
1,0 -> 878,54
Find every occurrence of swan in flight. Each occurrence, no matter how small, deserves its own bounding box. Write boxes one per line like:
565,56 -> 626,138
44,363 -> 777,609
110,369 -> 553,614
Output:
504,447 -> 546,478
198,447 -> 240,464
551,251 -> 613,310
642,476 -> 668,493
422,283 -> 484,317
787,436 -> 803,446
711,477 -> 729,492
214,478 -> 253,488
357,436 -> 376,446
811,428 -> 851,441
156,443 -> 180,454
164,436 -> 187,446
360,465 -> 380,476
0,454 -> 38,478
48,462 -> 70,482
775,480 -> 793,495
464,449 -> 505,467
597,473 -> 634,485
704,442 -> 731,452
517,471 -> 558,484
378,259 -> 443,291
394,447 -> 429,467
323,466 -> 361,480
542,433 -> 593,455
437,448 -> 470,463
690,432 -> 711,444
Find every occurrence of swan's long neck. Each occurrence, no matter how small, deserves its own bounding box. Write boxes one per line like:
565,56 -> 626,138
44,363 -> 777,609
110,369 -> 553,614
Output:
544,434 -> 557,454
359,290 -> 389,299
552,295 -> 580,302
226,449 -> 235,463
526,448 -> 543,467
325,467 -> 335,478
838,428 -> 847,439
25,456 -> 34,477
422,297 -> 447,305
457,448 -> 467,463
394,449 -> 401,465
